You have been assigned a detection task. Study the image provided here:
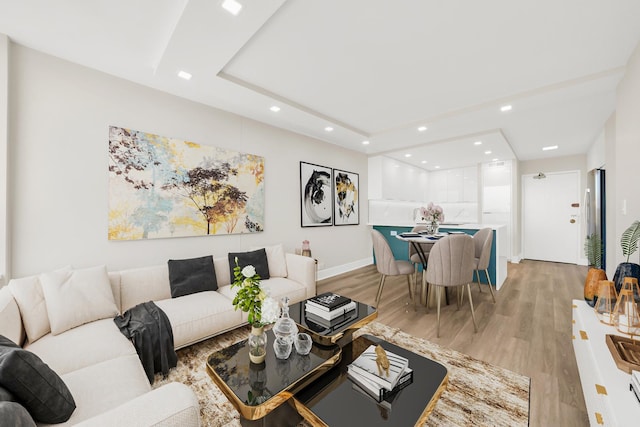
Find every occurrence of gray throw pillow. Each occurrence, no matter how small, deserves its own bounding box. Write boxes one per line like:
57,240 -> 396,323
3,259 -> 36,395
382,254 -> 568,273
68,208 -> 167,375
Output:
0,335 -> 76,423
168,255 -> 218,298
0,385 -> 15,402
228,248 -> 270,281
0,402 -> 37,427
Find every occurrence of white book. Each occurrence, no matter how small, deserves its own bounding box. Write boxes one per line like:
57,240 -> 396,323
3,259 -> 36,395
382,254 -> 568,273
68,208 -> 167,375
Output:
348,366 -> 413,402
305,301 -> 357,320
348,344 -> 409,391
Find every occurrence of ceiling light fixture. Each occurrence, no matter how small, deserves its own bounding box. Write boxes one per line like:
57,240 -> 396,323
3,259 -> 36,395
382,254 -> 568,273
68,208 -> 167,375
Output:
484,150 -> 492,155
269,105 -> 280,112
542,145 -> 558,151
362,140 -> 370,145
418,126 -> 428,132
435,166 -> 440,169
324,126 -> 334,132
500,105 -> 512,112
404,154 -> 412,158
177,70 -> 192,80
222,0 -> 242,15
421,160 -> 427,164
492,158 -> 499,161
474,141 -> 482,145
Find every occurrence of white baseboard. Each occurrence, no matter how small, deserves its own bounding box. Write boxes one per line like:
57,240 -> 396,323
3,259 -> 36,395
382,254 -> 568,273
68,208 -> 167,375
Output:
317,257 -> 373,281
510,254 -> 522,264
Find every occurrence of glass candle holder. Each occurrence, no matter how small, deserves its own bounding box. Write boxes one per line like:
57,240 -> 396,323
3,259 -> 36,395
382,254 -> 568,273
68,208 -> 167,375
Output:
294,333 -> 313,355
594,280 -> 617,325
273,336 -> 292,359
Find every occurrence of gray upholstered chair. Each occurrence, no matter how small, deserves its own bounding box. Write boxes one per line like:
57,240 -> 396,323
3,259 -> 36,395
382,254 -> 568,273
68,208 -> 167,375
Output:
408,225 -> 432,301
425,234 -> 478,337
473,227 -> 496,303
371,229 -> 415,307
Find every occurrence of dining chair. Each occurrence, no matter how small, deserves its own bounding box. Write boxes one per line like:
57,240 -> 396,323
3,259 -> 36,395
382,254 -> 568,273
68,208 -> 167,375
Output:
473,227 -> 496,303
371,229 -> 415,307
425,234 -> 478,337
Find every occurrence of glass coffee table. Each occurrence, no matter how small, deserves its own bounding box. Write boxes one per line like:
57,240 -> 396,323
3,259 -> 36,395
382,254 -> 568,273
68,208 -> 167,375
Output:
288,299 -> 378,347
205,329 -> 341,423
293,334 -> 449,426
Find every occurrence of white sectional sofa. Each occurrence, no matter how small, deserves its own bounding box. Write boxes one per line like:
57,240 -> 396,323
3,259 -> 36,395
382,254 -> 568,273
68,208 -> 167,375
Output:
0,248 -> 316,426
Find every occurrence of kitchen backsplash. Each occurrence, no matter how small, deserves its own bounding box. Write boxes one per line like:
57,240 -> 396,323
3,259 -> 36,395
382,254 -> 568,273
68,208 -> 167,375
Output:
368,200 -> 479,225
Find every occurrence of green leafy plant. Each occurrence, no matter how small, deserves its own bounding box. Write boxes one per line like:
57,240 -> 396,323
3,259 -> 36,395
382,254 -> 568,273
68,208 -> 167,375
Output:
584,233 -> 603,269
230,258 -> 278,327
621,220 -> 640,263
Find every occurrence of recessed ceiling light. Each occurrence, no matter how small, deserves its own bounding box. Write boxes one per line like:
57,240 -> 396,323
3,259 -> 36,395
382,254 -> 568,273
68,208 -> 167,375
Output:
362,140 -> 370,145
500,105 -> 512,112
435,166 -> 440,169
542,145 -> 558,151
404,154 -> 412,158
222,0 -> 242,15
421,160 -> 427,164
484,150 -> 492,155
269,105 -> 280,112
474,141 -> 482,145
324,126 -> 334,132
417,126 -> 428,132
177,70 -> 192,80
492,158 -> 499,161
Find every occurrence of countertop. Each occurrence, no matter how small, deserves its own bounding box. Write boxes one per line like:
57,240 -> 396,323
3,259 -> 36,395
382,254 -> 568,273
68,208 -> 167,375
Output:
369,223 -> 506,230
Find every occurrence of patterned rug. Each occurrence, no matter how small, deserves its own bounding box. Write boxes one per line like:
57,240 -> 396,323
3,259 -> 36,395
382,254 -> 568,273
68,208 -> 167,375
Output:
152,322 -> 529,426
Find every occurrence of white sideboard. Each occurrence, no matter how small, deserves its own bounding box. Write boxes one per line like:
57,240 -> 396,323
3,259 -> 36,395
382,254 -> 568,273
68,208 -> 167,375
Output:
572,300 -> 640,425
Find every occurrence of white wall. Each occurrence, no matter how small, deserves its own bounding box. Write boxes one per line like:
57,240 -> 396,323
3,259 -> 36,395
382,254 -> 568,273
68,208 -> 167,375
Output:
604,113 -> 616,278
7,44 -> 371,279
612,41 -> 640,271
587,129 -> 606,171
0,35 -> 8,284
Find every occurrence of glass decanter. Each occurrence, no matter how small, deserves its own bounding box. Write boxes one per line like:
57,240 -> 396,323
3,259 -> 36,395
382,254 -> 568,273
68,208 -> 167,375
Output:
272,296 -> 298,345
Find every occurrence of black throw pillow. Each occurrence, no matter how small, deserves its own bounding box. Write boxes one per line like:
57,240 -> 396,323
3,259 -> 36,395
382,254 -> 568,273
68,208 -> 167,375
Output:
0,385 -> 15,402
0,335 -> 75,424
168,255 -> 218,298
228,248 -> 270,281
0,402 -> 37,427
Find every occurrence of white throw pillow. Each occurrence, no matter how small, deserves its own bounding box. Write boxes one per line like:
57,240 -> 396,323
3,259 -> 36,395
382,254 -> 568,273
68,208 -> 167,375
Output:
251,244 -> 288,278
40,265 -> 119,335
8,266 -> 71,343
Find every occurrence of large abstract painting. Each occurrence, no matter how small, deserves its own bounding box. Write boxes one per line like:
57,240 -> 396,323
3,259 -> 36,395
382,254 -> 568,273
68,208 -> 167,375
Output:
333,169 -> 359,225
108,126 -> 264,240
300,162 -> 333,227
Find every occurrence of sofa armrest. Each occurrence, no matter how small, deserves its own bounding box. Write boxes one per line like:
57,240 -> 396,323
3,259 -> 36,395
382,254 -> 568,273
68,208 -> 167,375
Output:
285,253 -> 316,298
0,286 -> 25,346
75,382 -> 200,427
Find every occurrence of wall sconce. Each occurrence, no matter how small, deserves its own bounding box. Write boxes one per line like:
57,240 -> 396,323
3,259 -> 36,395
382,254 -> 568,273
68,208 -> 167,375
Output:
594,280 -> 617,325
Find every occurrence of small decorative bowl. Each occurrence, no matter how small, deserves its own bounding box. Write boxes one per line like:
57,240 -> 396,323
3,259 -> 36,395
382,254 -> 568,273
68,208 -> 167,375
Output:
294,333 -> 313,355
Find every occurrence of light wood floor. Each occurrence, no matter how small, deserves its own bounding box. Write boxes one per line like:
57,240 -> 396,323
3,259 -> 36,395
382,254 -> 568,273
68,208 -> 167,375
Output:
317,260 -> 589,427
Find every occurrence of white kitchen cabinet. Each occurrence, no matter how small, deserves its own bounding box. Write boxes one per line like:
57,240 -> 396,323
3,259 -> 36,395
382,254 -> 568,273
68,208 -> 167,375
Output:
463,166 -> 478,202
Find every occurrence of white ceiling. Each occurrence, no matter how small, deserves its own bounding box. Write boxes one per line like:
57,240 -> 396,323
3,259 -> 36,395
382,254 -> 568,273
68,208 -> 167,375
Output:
1,0 -> 639,171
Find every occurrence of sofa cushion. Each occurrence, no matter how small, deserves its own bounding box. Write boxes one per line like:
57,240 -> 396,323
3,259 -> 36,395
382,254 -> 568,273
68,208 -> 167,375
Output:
155,292 -> 242,349
8,267 -> 70,343
0,287 -> 24,346
251,244 -> 288,278
40,265 -> 119,335
25,318 -> 136,376
0,335 -> 76,423
0,385 -> 15,401
57,354 -> 151,426
119,265 -> 172,312
0,402 -> 36,427
229,248 -> 270,281
168,255 -> 217,298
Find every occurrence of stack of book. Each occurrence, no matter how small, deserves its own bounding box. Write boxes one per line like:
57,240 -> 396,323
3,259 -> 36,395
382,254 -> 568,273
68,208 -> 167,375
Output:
305,293 -> 357,327
347,344 -> 413,408
631,370 -> 640,403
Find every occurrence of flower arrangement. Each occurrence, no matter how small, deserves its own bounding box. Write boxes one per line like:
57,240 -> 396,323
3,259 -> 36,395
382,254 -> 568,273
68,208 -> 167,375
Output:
420,202 -> 445,224
231,258 -> 279,327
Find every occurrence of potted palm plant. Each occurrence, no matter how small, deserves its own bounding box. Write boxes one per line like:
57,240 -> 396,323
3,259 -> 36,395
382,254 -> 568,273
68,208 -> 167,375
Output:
583,233 -> 606,307
613,220 -> 640,296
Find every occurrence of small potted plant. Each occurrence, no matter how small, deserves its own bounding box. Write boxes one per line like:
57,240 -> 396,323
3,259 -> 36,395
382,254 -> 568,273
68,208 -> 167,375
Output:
231,258 -> 279,363
583,233 -> 606,307
613,220 -> 640,296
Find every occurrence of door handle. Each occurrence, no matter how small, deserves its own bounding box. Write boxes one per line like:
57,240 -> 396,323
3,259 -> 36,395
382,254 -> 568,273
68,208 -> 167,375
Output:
570,219 -> 576,224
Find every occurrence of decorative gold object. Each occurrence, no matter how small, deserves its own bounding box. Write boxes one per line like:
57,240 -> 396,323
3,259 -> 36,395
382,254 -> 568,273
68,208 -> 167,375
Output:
594,280 -> 617,325
613,281 -> 640,336
375,344 -> 390,377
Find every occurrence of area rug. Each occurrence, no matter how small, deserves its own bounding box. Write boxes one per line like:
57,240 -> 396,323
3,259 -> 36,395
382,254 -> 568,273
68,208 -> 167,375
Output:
152,322 -> 529,426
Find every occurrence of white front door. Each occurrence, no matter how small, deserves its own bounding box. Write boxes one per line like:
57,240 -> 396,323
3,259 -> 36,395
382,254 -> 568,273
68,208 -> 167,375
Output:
522,171 -> 580,263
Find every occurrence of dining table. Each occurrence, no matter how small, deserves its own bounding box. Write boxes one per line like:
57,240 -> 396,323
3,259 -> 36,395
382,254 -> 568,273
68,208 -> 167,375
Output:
395,232 -> 446,306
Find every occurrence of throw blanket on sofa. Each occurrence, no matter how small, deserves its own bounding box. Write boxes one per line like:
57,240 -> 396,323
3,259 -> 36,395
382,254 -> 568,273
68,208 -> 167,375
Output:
114,302 -> 177,384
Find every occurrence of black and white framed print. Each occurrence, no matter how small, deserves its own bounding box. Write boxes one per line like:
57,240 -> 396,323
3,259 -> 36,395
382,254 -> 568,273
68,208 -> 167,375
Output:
333,169 -> 359,225
300,162 -> 333,227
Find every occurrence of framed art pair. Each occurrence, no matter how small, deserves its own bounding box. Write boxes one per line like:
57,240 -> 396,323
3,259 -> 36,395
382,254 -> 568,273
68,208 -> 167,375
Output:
300,161 -> 359,227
